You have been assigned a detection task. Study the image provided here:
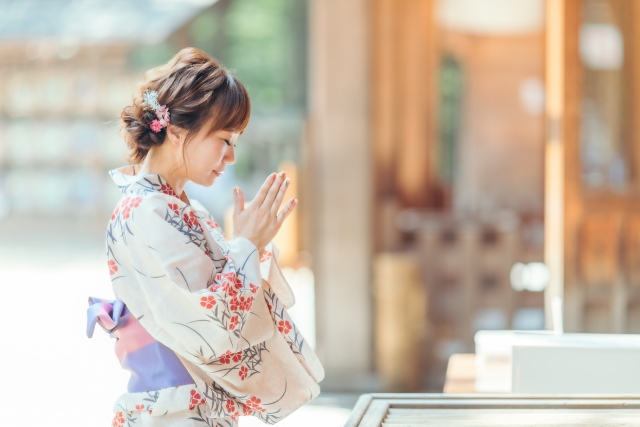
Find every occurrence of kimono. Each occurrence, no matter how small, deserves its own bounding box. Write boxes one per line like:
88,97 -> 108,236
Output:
87,166 -> 324,427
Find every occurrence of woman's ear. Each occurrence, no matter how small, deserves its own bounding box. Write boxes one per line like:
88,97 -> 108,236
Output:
166,124 -> 184,148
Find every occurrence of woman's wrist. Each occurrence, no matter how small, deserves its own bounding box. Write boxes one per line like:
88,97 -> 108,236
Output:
234,235 -> 262,253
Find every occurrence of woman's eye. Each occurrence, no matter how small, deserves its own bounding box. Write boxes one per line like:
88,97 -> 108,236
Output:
223,139 -> 231,146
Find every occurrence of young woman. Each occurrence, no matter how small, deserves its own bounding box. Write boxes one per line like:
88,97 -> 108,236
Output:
87,48 -> 324,427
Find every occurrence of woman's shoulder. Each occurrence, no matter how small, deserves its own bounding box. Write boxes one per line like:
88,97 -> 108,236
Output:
117,191 -> 178,219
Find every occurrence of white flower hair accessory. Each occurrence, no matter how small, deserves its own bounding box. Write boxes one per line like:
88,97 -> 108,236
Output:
142,90 -> 170,133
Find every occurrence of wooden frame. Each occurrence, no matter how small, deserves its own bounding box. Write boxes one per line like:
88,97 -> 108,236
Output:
344,394 -> 640,426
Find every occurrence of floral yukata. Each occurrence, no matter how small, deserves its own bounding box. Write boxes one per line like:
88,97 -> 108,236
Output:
88,167 -> 324,427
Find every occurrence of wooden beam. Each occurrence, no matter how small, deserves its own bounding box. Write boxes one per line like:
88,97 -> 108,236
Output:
544,0 -> 567,330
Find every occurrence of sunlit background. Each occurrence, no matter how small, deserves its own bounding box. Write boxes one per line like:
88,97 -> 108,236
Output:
2,0 -> 640,425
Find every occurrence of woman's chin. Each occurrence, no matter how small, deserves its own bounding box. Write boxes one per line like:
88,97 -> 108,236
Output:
192,174 -> 218,188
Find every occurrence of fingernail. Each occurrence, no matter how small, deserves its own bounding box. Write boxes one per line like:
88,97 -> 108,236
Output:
284,178 -> 290,186
233,186 -> 238,194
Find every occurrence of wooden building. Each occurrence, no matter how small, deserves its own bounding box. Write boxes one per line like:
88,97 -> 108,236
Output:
308,0 -> 640,391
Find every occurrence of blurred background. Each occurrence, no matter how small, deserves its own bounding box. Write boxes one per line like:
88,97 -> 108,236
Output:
0,0 -> 638,425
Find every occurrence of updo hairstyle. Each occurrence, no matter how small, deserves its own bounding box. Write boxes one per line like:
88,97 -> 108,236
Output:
120,47 -> 250,163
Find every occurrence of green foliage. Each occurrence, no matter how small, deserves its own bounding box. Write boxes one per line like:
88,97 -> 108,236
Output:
438,55 -> 465,184
127,42 -> 178,70
190,10 -> 218,50
225,0 -> 293,111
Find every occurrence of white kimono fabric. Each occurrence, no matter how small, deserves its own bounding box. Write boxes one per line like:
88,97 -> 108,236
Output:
103,167 -> 324,426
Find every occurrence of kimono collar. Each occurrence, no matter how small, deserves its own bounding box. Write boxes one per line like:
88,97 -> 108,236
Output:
109,166 -> 178,198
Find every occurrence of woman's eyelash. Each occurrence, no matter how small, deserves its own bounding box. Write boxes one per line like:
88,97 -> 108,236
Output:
223,139 -> 237,148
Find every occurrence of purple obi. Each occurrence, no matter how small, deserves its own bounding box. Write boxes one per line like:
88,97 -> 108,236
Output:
87,297 -> 194,393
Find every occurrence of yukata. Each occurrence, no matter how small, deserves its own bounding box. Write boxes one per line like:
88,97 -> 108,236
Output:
87,166 -> 324,427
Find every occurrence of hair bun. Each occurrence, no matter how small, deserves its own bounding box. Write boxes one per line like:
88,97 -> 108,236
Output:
120,103 -> 165,161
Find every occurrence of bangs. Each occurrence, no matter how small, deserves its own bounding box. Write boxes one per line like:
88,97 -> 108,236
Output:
206,75 -> 251,135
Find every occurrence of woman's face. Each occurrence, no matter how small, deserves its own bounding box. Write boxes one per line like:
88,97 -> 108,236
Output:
182,126 -> 239,187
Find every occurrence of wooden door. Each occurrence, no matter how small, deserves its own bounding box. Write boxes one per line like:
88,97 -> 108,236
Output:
553,0 -> 640,333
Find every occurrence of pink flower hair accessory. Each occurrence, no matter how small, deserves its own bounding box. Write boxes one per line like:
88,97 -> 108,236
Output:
142,90 -> 170,133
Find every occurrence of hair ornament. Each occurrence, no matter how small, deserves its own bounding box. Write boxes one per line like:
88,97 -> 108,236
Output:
142,90 -> 170,133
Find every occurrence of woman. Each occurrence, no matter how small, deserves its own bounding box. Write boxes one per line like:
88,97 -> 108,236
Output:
87,48 -> 324,427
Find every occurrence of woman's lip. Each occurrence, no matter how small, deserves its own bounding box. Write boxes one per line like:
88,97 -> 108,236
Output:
213,170 -> 222,177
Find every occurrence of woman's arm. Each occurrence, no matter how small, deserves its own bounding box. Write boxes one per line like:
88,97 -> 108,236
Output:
112,193 -> 274,374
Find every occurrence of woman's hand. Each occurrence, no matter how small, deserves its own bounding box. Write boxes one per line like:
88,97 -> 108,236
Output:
232,171 -> 297,252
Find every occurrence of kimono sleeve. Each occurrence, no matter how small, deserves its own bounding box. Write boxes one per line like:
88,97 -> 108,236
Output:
117,194 -> 275,372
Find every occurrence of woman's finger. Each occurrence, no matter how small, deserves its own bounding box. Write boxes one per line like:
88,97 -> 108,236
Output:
252,173 -> 277,207
270,177 -> 290,217
233,186 -> 245,217
261,171 -> 286,210
276,198 -> 297,224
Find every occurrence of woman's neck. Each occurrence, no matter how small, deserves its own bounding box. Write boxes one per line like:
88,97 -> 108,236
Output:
137,146 -> 190,203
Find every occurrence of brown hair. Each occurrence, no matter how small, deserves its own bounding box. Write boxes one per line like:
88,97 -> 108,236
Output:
120,47 -> 251,163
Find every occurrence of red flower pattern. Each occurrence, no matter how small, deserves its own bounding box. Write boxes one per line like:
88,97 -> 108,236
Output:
240,403 -> 253,415
238,365 -> 249,380
231,350 -> 243,363
112,412 -> 124,427
277,320 -> 292,334
260,251 -> 272,263
168,203 -> 179,216
242,296 -> 254,311
120,196 -> 142,220
183,210 -> 202,232
189,389 -> 206,410
230,296 -> 253,312
228,315 -> 239,331
226,399 -> 235,414
222,282 -> 238,297
160,184 -> 177,197
246,396 -> 266,412
110,206 -> 119,221
222,352 -> 231,364
135,404 -> 145,410
108,260 -> 118,276
220,272 -> 243,290
200,296 -> 216,309
250,283 -> 258,294
219,350 -> 232,365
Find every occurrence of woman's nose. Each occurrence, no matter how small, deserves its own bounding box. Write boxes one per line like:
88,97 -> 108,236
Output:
224,147 -> 236,165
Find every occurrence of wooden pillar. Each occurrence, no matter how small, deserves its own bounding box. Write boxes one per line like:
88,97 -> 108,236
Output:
371,0 -> 438,251
395,0 -> 437,207
307,0 -> 374,390
628,1 -> 640,182
544,0 -> 566,330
